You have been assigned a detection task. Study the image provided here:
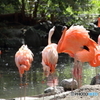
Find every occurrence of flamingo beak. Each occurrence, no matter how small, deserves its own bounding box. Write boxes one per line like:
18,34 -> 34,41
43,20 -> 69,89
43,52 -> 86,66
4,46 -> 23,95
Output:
44,70 -> 50,77
42,65 -> 50,77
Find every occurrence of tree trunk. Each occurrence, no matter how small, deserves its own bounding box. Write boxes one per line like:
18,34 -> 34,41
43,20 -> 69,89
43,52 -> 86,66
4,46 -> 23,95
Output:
21,0 -> 25,20
33,0 -> 40,18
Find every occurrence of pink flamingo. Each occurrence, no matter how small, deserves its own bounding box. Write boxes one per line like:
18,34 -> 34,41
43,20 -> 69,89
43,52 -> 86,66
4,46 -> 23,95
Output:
15,44 -> 34,99
15,45 -> 34,82
57,25 -> 97,88
41,26 -> 58,77
41,26 -> 58,88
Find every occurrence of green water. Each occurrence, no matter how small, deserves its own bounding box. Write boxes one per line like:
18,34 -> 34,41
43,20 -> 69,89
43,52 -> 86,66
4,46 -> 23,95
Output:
0,50 -> 99,99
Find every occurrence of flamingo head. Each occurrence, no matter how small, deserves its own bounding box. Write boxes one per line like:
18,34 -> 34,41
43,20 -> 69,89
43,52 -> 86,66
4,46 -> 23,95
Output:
42,62 -> 50,77
43,66 -> 50,77
98,35 -> 100,45
89,49 -> 100,67
48,26 -> 55,39
42,62 -> 56,77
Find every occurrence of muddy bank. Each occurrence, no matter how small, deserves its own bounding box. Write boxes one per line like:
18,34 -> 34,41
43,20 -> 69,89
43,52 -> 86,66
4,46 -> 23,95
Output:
2,85 -> 99,100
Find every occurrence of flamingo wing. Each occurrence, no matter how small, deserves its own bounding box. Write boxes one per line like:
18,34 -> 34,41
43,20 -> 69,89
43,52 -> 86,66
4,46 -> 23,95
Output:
42,44 -> 58,77
58,26 -> 90,54
57,25 -> 98,62
15,45 -> 33,77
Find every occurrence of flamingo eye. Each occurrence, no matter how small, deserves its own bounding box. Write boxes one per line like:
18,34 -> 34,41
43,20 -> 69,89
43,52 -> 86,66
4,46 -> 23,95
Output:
83,45 -> 89,51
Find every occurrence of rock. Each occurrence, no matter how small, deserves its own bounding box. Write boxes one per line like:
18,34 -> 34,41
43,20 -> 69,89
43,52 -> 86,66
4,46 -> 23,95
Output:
44,86 -> 64,94
34,21 -> 52,33
90,73 -> 100,85
7,28 -> 23,38
0,28 -> 23,49
44,87 -> 54,93
6,38 -> 22,48
52,24 -> 64,41
24,27 -> 41,48
88,28 -> 100,42
60,78 -> 78,91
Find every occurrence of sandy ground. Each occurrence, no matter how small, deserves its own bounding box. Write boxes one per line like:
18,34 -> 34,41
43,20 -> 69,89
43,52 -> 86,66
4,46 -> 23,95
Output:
1,85 -> 100,100
61,85 -> 100,100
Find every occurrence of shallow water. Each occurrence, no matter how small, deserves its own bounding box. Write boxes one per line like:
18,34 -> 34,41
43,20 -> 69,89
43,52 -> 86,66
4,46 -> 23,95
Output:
0,49 -> 99,99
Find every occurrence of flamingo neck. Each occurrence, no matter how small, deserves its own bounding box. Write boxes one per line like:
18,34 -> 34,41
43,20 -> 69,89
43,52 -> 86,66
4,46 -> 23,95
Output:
57,27 -> 67,52
98,17 -> 100,27
48,26 -> 55,45
89,53 -> 100,67
58,27 -> 67,43
98,35 -> 100,45
48,33 -> 52,45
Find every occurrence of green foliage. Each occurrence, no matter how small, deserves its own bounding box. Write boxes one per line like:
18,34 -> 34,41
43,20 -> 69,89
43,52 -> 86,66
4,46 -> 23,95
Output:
1,4 -> 15,14
0,0 -> 100,26
90,0 -> 100,14
0,0 -> 20,14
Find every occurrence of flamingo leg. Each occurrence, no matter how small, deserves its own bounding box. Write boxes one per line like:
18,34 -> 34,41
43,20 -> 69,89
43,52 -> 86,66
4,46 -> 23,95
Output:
77,61 -> 83,88
24,71 -> 28,100
71,63 -> 75,91
20,77 -> 23,100
71,59 -> 76,91
72,59 -> 83,89
71,75 -> 74,91
51,73 -> 57,99
51,74 -> 56,99
77,62 -> 80,88
46,73 -> 58,99
42,74 -> 45,100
